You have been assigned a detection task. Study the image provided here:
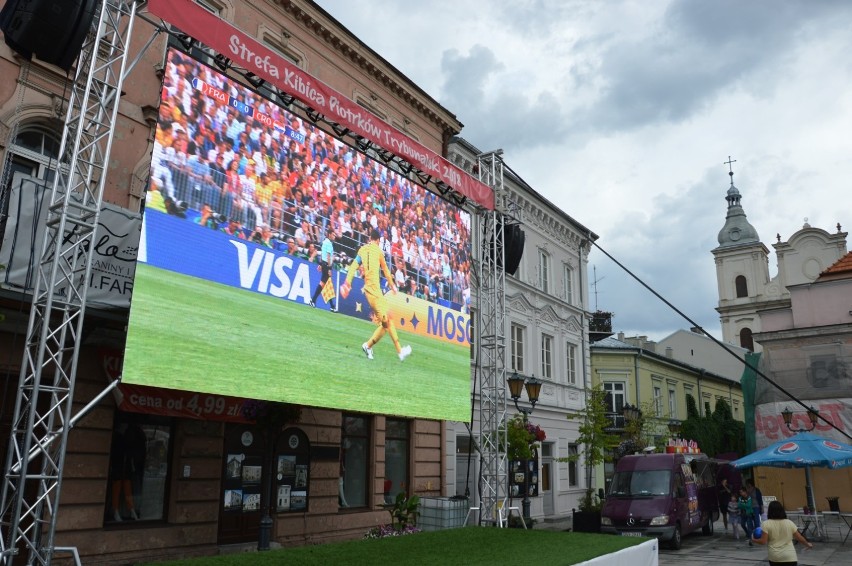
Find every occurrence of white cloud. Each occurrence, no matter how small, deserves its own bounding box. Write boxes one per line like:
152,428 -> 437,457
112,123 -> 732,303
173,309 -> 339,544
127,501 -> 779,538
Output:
316,0 -> 852,340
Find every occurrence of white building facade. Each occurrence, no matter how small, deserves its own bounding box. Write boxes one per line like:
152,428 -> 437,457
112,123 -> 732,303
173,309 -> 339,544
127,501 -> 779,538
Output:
443,138 -> 598,520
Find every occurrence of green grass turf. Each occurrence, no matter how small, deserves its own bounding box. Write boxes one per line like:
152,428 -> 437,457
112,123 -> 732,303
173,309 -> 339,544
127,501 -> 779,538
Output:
143,528 -> 649,566
123,263 -> 471,421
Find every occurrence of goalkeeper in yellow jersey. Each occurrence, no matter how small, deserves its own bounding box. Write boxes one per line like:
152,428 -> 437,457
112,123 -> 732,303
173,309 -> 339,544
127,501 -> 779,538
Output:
340,229 -> 412,361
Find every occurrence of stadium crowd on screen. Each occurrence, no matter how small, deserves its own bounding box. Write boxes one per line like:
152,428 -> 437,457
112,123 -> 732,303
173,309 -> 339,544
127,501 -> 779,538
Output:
147,51 -> 471,310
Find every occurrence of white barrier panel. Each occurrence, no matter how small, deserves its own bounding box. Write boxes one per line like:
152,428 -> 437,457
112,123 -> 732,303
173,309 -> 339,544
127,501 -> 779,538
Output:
578,538 -> 658,566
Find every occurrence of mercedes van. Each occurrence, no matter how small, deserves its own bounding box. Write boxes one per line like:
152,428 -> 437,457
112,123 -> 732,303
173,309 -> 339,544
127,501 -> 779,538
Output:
600,453 -> 719,549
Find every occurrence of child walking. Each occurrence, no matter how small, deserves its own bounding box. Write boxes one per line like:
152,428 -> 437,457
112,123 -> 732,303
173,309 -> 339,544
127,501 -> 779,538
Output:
727,494 -> 741,540
738,488 -> 754,545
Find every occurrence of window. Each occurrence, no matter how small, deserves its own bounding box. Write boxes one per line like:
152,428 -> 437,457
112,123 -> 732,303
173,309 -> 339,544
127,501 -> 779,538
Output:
739,328 -> 754,352
653,386 -> 662,416
541,443 -> 552,492
568,444 -> 578,487
703,400 -> 711,417
106,412 -> 173,524
6,124 -> 61,181
563,264 -> 574,304
261,30 -> 301,67
196,0 -> 222,11
2,124 -> 63,245
668,388 -> 677,417
384,419 -> 409,504
566,343 -> 577,385
538,249 -> 550,294
540,333 -> 553,380
341,414 -> 370,508
684,386 -> 694,414
511,323 -> 525,373
807,355 -> 842,388
735,275 -> 748,298
603,382 -> 625,414
166,1 -> 221,66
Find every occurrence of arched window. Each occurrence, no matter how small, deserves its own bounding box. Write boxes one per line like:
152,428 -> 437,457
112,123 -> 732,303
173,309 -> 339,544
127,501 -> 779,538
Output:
740,328 -> 754,352
7,123 -> 62,183
735,275 -> 748,298
2,123 -> 63,241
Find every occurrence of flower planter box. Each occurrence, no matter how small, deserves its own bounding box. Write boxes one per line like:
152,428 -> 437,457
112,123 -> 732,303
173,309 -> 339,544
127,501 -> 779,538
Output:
572,510 -> 601,533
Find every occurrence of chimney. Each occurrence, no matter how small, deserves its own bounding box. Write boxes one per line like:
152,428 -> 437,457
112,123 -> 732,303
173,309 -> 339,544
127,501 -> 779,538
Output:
665,347 -> 673,358
618,332 -> 624,341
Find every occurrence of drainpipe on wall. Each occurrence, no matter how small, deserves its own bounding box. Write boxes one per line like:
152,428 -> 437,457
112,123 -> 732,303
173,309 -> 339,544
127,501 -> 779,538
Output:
580,234 -> 592,492
634,351 -> 642,408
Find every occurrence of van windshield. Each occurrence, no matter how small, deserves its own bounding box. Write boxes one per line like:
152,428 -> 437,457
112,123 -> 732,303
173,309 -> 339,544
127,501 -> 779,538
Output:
609,470 -> 671,496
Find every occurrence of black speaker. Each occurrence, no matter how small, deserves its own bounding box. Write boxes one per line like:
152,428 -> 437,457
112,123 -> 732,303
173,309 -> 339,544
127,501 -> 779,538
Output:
0,0 -> 99,71
503,223 -> 525,276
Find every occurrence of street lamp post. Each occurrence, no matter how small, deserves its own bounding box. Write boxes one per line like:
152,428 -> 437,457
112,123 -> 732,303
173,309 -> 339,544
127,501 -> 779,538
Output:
507,372 -> 542,525
781,405 -> 819,433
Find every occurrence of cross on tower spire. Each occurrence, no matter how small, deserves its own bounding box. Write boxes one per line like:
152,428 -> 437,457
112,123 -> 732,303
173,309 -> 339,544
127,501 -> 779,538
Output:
724,155 -> 737,187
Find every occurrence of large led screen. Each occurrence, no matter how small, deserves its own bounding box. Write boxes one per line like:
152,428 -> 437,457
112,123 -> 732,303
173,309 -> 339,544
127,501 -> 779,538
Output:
122,49 -> 472,421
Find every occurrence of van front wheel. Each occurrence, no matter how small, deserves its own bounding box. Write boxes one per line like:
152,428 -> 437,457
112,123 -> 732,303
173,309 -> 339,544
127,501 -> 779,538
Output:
669,525 -> 682,550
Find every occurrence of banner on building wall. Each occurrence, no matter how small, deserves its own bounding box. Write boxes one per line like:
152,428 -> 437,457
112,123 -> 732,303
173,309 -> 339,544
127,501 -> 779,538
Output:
754,399 -> 852,449
146,0 -> 494,210
0,173 -> 141,309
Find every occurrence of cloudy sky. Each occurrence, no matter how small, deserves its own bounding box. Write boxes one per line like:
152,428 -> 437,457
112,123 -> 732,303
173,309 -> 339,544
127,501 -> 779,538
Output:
314,0 -> 852,342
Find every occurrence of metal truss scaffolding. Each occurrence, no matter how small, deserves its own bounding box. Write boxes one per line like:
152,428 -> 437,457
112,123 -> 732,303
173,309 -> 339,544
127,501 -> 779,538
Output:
474,152 -> 508,525
0,1 -> 140,563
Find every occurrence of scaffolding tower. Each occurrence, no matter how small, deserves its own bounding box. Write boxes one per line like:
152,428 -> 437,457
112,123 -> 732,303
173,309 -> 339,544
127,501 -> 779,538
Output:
473,151 -> 509,524
0,1 -> 509,560
0,1 -> 140,563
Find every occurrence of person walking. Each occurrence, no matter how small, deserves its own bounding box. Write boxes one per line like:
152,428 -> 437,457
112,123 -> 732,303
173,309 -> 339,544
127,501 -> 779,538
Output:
718,476 -> 734,532
738,487 -> 754,545
753,500 -> 813,565
746,478 -> 764,528
310,229 -> 337,311
727,494 -> 742,540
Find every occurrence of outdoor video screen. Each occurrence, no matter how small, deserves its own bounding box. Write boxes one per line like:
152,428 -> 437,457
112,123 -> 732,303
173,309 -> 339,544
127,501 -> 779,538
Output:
122,49 -> 472,421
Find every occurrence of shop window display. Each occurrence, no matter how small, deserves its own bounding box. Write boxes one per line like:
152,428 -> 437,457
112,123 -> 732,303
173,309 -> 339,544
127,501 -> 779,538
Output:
105,412 -> 173,523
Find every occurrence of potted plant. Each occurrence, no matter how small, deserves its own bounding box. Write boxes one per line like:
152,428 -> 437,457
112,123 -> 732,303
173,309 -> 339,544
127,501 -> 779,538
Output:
573,490 -> 603,533
506,415 -> 545,461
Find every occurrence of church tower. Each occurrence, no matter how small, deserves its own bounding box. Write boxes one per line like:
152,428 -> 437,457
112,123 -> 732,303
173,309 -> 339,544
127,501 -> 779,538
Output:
711,158 -> 848,353
711,160 -> 772,352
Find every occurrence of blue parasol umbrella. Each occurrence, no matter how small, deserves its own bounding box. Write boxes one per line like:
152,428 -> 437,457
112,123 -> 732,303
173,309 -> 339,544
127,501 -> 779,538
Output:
730,432 -> 852,513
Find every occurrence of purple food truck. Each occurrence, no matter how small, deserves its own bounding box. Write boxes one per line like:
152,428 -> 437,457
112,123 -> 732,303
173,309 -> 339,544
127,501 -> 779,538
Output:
600,453 -> 720,549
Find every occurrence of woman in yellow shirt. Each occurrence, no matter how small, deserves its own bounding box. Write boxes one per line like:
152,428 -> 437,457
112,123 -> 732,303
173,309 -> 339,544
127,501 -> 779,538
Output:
753,500 -> 813,565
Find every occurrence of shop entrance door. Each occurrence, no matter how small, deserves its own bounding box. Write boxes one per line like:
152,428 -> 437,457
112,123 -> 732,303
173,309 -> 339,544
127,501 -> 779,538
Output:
218,423 -> 266,545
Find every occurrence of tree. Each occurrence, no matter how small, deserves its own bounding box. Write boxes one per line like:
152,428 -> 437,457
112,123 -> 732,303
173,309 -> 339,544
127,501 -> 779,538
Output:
713,398 -> 745,457
563,385 -> 620,511
680,394 -> 745,457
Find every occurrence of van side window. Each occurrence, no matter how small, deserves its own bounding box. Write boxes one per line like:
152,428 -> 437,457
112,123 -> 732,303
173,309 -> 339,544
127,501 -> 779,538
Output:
674,472 -> 685,497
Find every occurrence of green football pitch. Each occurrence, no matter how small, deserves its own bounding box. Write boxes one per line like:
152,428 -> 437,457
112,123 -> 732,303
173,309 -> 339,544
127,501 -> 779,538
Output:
123,263 -> 471,421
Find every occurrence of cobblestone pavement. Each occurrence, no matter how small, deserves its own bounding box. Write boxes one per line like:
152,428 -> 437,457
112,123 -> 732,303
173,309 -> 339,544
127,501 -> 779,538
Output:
535,516 -> 852,565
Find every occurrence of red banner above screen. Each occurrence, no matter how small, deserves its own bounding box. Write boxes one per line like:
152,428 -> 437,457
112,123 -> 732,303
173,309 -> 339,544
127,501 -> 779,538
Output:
147,0 -> 494,210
